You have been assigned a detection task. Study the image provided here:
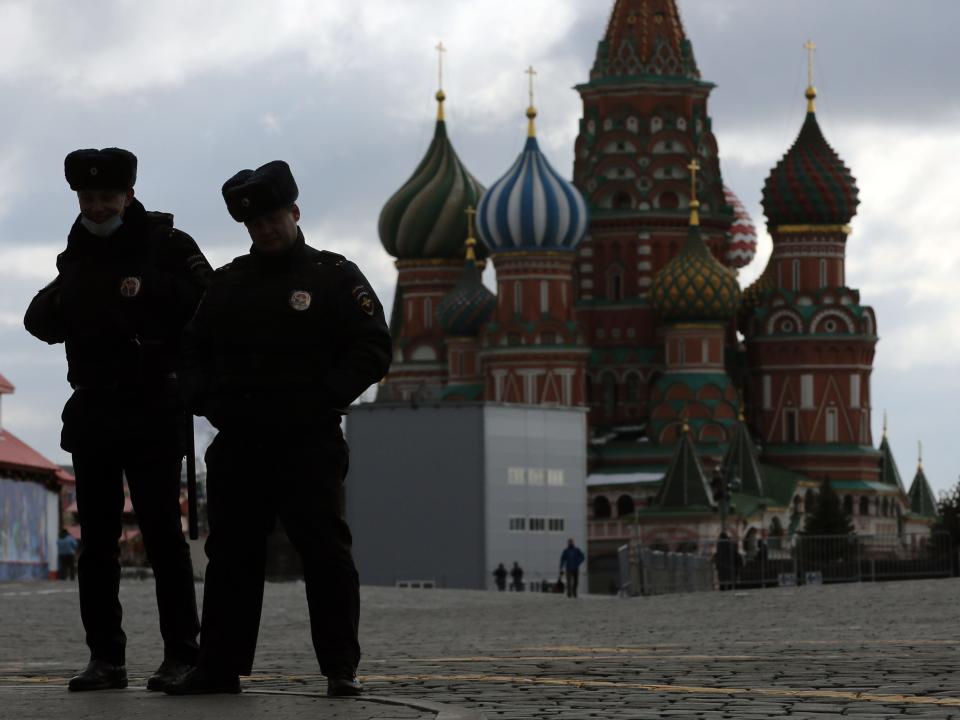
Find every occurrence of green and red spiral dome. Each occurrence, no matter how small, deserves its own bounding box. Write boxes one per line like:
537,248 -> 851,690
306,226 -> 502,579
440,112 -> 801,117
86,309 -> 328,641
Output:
761,104 -> 859,227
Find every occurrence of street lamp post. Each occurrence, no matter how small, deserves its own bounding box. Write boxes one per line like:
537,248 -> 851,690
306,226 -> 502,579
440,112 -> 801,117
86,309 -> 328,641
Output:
712,465 -> 741,536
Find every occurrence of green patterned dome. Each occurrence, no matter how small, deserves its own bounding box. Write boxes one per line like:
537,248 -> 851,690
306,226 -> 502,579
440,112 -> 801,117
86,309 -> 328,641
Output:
437,239 -> 495,336
651,222 -> 741,322
762,91 -> 859,227
378,94 -> 486,260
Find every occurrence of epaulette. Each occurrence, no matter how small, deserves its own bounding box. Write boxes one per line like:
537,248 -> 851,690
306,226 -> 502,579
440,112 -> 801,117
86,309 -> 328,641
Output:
214,262 -> 233,275
316,250 -> 346,267
144,210 -> 175,229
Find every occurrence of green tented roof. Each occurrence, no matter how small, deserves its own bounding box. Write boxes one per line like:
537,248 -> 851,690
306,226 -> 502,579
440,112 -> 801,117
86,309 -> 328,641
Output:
722,421 -> 764,497
907,465 -> 938,518
652,427 -> 716,509
878,435 -> 906,492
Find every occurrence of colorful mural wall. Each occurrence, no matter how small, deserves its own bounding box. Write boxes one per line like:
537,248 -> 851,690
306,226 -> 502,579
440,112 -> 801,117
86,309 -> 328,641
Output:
0,478 -> 49,580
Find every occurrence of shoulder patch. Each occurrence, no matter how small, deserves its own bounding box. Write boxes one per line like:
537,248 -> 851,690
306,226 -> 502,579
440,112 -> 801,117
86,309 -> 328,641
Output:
316,250 -> 346,267
352,284 -> 376,316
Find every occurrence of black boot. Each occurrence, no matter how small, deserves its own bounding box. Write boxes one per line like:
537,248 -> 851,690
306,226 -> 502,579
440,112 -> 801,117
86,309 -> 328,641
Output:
68,660 -> 128,692
163,666 -> 241,695
146,659 -> 193,692
327,674 -> 363,697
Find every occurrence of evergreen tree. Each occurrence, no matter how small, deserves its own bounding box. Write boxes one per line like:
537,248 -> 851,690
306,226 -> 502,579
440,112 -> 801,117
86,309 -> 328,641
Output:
802,477 -> 855,536
932,477 -> 960,574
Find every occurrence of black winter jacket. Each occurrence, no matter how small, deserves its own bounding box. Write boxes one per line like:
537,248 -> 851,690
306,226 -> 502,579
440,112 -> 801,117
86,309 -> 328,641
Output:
181,230 -> 391,434
24,199 -> 211,388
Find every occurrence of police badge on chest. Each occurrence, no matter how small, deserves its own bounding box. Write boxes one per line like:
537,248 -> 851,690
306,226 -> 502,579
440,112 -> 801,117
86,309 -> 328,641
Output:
289,290 -> 312,311
120,276 -> 142,298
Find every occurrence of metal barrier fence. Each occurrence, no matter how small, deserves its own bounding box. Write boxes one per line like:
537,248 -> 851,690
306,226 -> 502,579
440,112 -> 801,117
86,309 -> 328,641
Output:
618,532 -> 953,596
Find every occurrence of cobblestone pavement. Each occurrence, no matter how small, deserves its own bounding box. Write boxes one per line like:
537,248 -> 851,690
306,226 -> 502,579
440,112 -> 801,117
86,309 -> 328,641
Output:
1,578 -> 959,718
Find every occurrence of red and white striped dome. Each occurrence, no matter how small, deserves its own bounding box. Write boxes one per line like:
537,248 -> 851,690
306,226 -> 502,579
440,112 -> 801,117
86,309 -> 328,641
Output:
723,186 -> 757,270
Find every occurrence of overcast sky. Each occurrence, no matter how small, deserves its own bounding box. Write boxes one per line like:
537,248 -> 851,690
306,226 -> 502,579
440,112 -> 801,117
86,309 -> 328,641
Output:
0,1 -> 957,496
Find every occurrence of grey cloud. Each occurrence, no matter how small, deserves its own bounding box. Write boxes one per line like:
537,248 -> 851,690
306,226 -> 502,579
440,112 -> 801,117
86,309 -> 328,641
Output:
0,1 -> 955,493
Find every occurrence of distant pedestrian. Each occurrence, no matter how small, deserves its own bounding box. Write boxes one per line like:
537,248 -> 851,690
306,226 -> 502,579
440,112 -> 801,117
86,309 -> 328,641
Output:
509,562 -> 524,591
57,528 -> 78,580
559,538 -> 585,598
492,563 -> 507,591
715,532 -> 740,591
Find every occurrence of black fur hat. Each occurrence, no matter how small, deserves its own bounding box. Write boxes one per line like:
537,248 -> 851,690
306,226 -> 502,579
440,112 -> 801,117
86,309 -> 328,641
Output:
64,148 -> 137,190
222,160 -> 299,222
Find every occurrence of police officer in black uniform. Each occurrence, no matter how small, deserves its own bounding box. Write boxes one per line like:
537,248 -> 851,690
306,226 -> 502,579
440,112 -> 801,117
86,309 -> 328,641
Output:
165,161 -> 391,697
24,148 -> 208,691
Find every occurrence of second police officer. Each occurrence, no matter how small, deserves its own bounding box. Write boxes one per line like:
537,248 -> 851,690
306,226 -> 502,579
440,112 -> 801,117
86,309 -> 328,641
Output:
166,161 -> 391,696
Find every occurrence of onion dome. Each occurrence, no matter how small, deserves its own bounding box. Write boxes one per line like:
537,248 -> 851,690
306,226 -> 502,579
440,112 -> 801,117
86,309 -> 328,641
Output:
761,86 -> 859,227
437,210 -> 496,336
723,185 -> 757,269
378,90 -> 486,260
476,100 -> 588,254
651,161 -> 740,322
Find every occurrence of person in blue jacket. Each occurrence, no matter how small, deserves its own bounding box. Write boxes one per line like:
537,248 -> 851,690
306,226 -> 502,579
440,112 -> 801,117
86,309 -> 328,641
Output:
559,538 -> 585,598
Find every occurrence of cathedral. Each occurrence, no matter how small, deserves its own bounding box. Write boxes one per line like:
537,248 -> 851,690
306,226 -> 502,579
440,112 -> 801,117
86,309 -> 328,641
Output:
353,0 -> 938,591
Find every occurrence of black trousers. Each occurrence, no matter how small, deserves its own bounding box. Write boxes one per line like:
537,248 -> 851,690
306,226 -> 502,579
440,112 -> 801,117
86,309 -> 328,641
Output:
73,449 -> 199,666
198,427 -> 360,677
58,554 -> 76,580
565,569 -> 580,597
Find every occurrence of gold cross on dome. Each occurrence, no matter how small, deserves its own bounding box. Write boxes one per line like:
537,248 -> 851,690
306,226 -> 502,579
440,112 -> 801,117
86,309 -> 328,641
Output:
525,65 -> 537,107
436,41 -> 447,90
687,158 -> 700,200
465,206 -> 476,238
464,206 -> 478,259
804,39 -> 816,88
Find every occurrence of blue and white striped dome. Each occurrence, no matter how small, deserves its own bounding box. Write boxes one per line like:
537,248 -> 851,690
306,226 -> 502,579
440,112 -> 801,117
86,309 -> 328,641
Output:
476,133 -> 588,253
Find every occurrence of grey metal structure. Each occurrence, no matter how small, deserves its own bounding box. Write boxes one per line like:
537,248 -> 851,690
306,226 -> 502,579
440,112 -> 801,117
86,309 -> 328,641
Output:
346,402 -> 587,590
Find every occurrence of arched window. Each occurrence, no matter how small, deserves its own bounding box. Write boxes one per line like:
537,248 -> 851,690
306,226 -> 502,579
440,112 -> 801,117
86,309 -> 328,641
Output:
843,495 -> 854,516
617,494 -> 635,518
606,264 -> 624,301
612,192 -> 632,210
659,191 -> 679,210
859,496 -> 870,516
602,373 -> 618,418
593,495 -> 611,519
625,374 -> 641,403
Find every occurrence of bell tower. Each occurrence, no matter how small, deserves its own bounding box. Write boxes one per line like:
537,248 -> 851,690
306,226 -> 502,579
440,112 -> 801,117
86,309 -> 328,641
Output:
572,0 -> 734,430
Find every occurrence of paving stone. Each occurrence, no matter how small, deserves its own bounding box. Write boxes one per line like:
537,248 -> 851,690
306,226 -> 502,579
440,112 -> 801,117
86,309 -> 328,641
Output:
3,578 -> 960,719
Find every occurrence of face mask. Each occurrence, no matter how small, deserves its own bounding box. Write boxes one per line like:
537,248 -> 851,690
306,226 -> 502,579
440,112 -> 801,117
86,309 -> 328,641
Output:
80,214 -> 124,237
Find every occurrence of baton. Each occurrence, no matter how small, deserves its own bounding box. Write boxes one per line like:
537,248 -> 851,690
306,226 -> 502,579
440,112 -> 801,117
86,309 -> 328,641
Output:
185,413 -> 199,540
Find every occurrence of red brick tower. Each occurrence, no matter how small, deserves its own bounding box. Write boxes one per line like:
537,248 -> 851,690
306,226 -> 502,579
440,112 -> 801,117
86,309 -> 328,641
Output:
648,160 -> 741,445
572,0 -> 736,430
742,47 -> 880,480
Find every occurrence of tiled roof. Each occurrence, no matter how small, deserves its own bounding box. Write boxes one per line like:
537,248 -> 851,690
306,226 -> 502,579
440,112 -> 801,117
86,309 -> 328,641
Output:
0,429 -> 61,476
